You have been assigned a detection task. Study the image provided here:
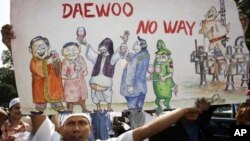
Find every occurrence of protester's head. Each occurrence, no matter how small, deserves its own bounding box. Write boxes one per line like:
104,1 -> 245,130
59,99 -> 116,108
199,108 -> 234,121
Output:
59,113 -> 92,141
8,98 -> 22,120
236,99 -> 250,125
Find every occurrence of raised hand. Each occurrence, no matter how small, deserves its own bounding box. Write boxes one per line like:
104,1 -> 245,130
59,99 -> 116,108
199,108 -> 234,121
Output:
1,24 -> 15,51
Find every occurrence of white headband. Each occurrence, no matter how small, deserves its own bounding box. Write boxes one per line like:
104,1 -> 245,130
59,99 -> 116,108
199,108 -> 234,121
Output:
60,113 -> 91,126
9,98 -> 20,109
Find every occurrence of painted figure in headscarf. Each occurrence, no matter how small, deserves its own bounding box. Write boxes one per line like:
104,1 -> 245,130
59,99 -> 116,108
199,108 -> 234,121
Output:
79,37 -> 124,111
152,40 -> 178,110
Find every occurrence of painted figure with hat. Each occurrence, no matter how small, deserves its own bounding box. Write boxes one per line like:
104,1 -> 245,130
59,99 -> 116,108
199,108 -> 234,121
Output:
152,40 -> 178,110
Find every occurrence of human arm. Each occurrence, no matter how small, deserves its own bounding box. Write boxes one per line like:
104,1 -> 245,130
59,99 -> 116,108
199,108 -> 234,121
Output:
50,115 -> 60,132
0,137 -> 15,141
29,115 -> 59,141
30,115 -> 46,135
132,108 -> 190,141
111,47 -> 122,65
85,43 -> 98,64
111,43 -> 129,65
0,109 -> 7,141
0,108 -> 7,129
196,98 -> 223,141
79,55 -> 88,76
78,38 -> 98,64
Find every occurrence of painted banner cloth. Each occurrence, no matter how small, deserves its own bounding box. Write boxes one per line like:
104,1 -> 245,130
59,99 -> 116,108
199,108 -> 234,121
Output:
10,0 -> 249,114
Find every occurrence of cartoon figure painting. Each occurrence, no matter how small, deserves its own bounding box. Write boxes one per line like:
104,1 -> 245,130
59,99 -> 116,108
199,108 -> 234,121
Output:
150,40 -> 177,110
120,36 -> 150,111
29,36 -> 64,114
78,29 -> 125,111
199,6 -> 230,60
61,42 -> 89,112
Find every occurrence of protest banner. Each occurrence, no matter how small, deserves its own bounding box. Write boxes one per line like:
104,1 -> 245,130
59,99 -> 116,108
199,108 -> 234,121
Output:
10,0 -> 249,114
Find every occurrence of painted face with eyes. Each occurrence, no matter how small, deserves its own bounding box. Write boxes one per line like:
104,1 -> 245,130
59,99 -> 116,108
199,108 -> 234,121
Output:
62,45 -> 81,61
99,46 -> 109,56
206,6 -> 217,21
156,54 -> 169,63
60,116 -> 92,141
133,41 -> 141,53
30,39 -> 49,60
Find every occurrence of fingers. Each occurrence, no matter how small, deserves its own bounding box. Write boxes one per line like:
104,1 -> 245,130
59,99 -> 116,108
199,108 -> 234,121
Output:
1,24 -> 15,38
195,98 -> 211,113
1,24 -> 12,32
195,98 -> 210,106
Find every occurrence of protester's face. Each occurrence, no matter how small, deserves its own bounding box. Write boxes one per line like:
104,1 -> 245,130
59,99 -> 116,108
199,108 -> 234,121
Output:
9,103 -> 22,120
62,45 -> 80,61
31,39 -> 49,60
183,108 -> 199,122
61,116 -> 91,141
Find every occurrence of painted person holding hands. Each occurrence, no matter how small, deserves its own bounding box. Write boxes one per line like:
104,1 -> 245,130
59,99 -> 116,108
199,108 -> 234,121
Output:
61,41 -> 90,112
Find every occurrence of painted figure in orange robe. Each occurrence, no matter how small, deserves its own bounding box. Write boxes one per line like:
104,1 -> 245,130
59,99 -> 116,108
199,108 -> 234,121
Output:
29,36 -> 64,113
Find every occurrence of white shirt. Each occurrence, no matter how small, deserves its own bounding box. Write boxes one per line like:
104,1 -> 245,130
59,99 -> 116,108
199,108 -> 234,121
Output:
97,130 -> 133,141
28,117 -> 61,141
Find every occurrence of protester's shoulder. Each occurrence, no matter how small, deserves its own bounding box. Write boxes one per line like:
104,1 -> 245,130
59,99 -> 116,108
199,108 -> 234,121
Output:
52,131 -> 62,141
21,120 -> 31,131
1,120 -> 9,130
29,116 -> 59,141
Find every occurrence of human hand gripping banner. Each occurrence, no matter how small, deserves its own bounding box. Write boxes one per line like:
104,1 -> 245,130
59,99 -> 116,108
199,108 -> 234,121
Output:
10,0 -> 249,114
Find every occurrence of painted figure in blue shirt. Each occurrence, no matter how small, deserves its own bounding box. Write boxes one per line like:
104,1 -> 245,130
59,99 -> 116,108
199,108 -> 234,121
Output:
120,36 -> 150,110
